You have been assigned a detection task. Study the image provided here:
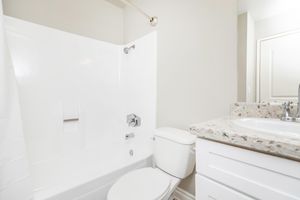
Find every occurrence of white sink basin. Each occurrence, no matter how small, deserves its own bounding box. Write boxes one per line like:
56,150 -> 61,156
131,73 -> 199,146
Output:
232,118 -> 300,137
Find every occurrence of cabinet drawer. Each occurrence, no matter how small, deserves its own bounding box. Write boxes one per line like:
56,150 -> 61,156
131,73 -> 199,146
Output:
196,174 -> 253,200
196,139 -> 300,200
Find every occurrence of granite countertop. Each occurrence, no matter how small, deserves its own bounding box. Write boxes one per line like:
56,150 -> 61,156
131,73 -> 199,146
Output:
190,116 -> 300,161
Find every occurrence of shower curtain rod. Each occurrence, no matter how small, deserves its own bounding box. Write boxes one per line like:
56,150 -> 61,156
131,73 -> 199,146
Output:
120,0 -> 158,26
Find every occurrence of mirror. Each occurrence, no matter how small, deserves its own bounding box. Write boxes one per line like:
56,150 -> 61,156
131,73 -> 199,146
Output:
237,0 -> 300,103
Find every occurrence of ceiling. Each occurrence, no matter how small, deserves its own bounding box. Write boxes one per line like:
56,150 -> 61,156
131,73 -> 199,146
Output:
107,0 -> 300,21
238,0 -> 300,21
105,0 -> 126,8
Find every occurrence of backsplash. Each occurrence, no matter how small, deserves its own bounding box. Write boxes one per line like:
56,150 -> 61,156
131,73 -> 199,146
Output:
231,102 -> 298,119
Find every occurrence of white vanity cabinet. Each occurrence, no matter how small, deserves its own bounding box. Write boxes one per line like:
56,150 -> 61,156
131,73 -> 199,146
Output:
195,139 -> 300,200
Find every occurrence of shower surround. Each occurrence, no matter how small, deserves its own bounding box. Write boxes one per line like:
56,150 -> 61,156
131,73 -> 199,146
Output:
4,16 -> 157,199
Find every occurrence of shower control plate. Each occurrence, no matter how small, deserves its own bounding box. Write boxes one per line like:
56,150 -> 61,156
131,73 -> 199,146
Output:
126,114 -> 141,127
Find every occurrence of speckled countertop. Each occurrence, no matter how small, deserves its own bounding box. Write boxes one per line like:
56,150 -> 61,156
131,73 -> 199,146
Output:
190,103 -> 300,161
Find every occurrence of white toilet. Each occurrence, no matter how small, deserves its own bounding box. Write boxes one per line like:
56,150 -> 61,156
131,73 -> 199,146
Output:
107,127 -> 196,200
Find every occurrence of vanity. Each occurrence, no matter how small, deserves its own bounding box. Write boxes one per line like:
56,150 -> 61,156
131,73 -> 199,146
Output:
191,103 -> 300,200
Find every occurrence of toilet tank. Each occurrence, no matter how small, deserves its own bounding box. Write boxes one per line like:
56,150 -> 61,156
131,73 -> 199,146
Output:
154,127 -> 196,179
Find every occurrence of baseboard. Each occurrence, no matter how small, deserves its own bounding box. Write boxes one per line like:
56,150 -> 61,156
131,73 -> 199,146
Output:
173,187 -> 195,200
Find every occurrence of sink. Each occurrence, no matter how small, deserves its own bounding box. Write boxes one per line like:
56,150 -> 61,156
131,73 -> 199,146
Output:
232,118 -> 300,137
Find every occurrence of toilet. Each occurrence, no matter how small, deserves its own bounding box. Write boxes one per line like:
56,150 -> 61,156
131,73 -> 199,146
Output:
107,127 -> 196,200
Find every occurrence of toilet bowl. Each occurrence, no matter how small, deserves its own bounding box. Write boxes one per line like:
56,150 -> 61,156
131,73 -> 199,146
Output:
107,167 -> 180,200
107,127 -> 196,200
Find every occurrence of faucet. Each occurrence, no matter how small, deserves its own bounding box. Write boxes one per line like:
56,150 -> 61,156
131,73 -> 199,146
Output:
281,84 -> 300,122
281,101 -> 293,121
125,132 -> 135,140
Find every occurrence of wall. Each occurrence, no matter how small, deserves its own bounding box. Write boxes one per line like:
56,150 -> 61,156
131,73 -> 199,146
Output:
246,13 -> 256,102
0,4 -> 32,199
2,0 -> 124,44
256,13 -> 300,40
238,13 -> 247,102
124,0 -> 237,195
5,16 -> 122,164
121,32 -> 157,148
238,12 -> 256,102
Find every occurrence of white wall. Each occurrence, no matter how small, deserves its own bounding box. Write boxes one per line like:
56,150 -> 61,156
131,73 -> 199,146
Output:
256,13 -> 300,40
5,16 -> 122,164
0,6 -> 32,200
121,32 -> 157,148
238,13 -> 247,102
246,13 -> 256,102
238,12 -> 256,102
124,0 -> 237,195
2,0 -> 124,44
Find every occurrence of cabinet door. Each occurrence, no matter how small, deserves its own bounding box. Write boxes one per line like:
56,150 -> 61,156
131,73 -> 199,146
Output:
196,174 -> 254,200
196,139 -> 300,200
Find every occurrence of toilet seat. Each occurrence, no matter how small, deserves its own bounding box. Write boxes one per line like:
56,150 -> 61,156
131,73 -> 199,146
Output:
107,168 -> 171,200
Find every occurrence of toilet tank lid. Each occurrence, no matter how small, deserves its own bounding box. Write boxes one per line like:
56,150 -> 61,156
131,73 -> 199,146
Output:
155,127 -> 196,145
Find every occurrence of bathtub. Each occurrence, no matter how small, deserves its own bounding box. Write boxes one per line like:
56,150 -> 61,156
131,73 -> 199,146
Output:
32,143 -> 153,200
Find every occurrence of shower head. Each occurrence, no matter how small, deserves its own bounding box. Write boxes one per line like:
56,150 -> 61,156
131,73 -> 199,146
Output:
123,44 -> 135,54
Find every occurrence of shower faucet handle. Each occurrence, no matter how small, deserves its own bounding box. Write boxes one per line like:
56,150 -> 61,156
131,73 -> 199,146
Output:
126,114 -> 141,127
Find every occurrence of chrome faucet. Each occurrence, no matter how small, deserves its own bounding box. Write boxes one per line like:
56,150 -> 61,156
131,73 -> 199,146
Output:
281,101 -> 293,121
125,132 -> 135,140
281,84 -> 300,122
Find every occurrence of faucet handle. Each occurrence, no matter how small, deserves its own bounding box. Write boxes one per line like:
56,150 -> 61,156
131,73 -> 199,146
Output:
282,101 -> 292,109
281,101 -> 293,121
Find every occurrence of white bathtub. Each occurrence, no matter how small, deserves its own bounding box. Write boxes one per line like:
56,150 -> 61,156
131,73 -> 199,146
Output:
32,144 -> 153,200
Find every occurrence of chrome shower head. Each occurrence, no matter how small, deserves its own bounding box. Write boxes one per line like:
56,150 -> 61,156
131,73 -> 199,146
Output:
123,44 -> 135,54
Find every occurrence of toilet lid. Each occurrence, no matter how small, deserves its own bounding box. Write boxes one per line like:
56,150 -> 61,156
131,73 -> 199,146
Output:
107,168 -> 170,200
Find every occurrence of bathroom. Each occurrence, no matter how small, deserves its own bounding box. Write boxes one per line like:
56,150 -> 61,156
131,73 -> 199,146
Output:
0,0 -> 300,199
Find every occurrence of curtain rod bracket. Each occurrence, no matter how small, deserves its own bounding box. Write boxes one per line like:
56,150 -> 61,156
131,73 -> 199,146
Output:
121,0 -> 158,26
150,16 -> 158,26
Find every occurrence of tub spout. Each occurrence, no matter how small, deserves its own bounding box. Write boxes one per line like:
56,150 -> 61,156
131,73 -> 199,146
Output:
125,133 -> 135,140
